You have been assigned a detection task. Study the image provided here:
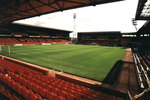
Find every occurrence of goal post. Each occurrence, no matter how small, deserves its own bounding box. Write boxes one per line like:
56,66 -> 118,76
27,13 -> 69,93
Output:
0,45 -> 1,52
0,45 -> 11,54
8,45 -> 10,54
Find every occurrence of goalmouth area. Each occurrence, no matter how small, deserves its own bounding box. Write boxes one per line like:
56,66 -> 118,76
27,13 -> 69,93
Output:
0,44 -> 126,82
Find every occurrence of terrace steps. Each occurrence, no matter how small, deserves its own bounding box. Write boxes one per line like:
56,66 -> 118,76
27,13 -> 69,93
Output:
113,48 -> 139,96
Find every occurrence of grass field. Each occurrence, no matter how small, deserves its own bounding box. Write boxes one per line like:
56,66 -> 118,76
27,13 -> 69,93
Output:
0,44 -> 126,81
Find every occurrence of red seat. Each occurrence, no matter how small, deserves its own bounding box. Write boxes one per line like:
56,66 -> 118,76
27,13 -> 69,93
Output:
28,82 -> 34,90
47,85 -> 52,91
66,94 -> 75,100
7,71 -> 11,76
39,87 -> 48,98
14,74 -> 19,82
55,84 -> 61,89
41,83 -> 47,89
35,80 -> 41,86
5,76 -> 10,85
89,93 -> 97,100
22,78 -> 27,86
58,90 -> 67,98
18,72 -> 23,77
95,91 -> 101,97
61,87 -> 67,92
11,80 -> 16,90
28,89 -> 34,94
3,75 -> 7,84
26,80 -> 30,88
47,92 -> 57,100
0,67 -> 4,73
9,67 -> 15,73
19,76 -> 23,85
22,86 -> 29,99
32,83 -> 39,93
35,94 -> 42,100
10,95 -> 20,100
29,92 -> 38,100
15,82 -> 22,95
10,72 -> 15,79
0,73 -> 3,78
9,79 -> 13,88
0,85 -> 4,93
31,78 -> 36,83
0,74 -> 4,83
52,88 -> 59,95
82,95 -> 93,100
55,96 -> 66,100
23,74 -> 28,80
67,89 -> 75,95
74,92 -> 83,98
6,77 -> 11,87
4,90 -> 11,99
28,89 -> 37,100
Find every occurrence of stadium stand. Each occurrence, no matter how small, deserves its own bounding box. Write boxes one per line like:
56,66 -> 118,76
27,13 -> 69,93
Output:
0,57 -> 125,100
0,38 -> 17,44
39,33 -> 50,37
132,49 -> 150,89
0,0 -> 149,99
0,23 -> 71,45
12,32 -> 28,37
78,32 -> 121,46
131,48 -> 150,100
0,26 -> 138,100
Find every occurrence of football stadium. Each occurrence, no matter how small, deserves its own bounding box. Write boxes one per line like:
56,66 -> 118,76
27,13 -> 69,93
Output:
0,0 -> 149,100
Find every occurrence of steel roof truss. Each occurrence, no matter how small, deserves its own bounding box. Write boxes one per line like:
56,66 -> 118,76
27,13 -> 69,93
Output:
27,2 -> 40,15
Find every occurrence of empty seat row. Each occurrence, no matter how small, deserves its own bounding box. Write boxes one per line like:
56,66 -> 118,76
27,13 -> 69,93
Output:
0,58 -> 125,100
0,66 -> 5,73
0,84 -> 20,100
133,49 -> 150,89
0,72 -> 43,100
0,38 -> 17,44
0,37 -> 70,45
0,58 -> 43,76
8,72 -> 101,100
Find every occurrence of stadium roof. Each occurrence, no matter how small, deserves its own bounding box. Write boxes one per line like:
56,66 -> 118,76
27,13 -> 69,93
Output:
135,0 -> 150,20
137,20 -> 150,34
121,32 -> 136,35
0,23 -> 71,33
78,31 -> 121,34
0,0 -> 123,24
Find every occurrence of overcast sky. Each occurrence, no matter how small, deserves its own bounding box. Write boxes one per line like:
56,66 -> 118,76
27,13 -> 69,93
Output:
14,0 -> 146,33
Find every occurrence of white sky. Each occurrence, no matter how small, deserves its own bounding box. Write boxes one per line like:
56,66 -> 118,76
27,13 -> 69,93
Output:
14,0 -> 146,33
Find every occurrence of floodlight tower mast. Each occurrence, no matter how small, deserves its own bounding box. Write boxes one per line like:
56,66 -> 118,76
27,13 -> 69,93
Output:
73,13 -> 77,39
132,18 -> 138,31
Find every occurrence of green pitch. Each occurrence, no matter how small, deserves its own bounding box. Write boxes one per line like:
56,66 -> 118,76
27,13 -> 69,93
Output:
0,44 -> 126,81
